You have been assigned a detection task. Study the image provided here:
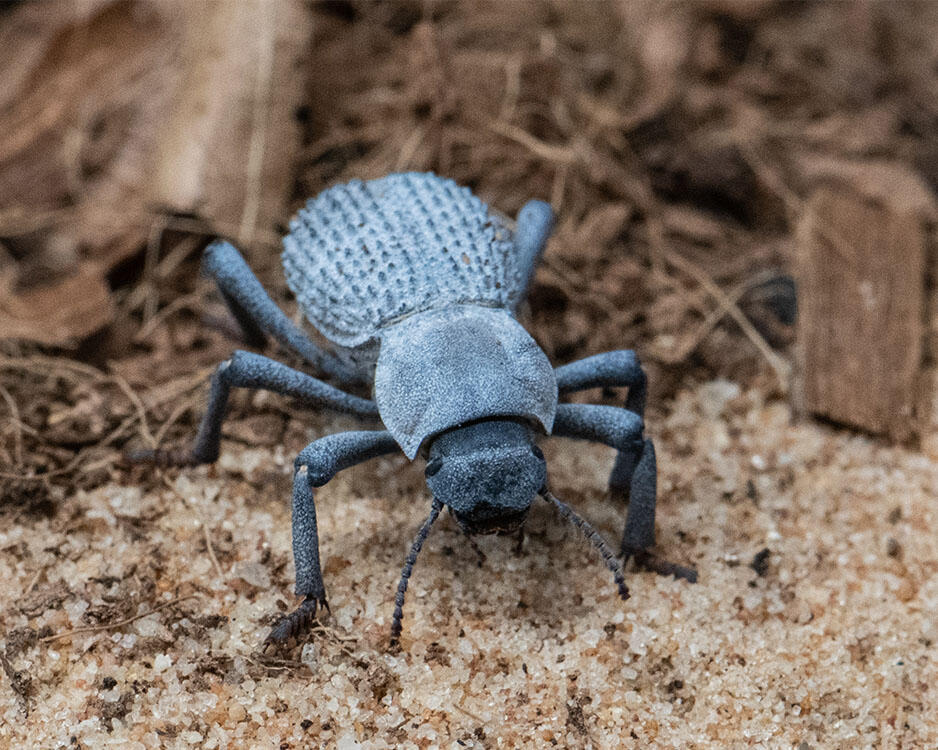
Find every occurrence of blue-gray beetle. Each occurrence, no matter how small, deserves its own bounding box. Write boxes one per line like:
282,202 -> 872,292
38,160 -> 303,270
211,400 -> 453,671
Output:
130,172 -> 695,645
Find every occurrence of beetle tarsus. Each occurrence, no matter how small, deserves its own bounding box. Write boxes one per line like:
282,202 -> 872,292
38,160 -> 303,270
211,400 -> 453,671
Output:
623,547 -> 698,584
264,595 -> 329,647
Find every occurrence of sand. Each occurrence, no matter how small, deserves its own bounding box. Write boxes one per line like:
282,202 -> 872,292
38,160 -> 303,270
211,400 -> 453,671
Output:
2,380 -> 937,748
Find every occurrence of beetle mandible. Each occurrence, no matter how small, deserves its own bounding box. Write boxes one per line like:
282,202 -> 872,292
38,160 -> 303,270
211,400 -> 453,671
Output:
130,172 -> 696,645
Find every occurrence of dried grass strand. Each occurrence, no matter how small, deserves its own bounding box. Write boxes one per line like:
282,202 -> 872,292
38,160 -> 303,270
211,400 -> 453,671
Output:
41,595 -> 199,644
0,383 -> 24,466
660,247 -> 791,390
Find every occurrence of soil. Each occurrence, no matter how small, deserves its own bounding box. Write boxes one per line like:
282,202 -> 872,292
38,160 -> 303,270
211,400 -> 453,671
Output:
2,2 -> 938,747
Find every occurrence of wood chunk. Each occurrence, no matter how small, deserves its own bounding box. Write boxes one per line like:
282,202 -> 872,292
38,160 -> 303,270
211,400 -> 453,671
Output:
147,0 -> 311,244
796,180 -> 927,441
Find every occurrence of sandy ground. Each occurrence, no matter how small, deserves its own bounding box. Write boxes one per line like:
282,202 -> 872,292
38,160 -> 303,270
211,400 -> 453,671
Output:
2,380 -> 937,749
5,3 -> 938,746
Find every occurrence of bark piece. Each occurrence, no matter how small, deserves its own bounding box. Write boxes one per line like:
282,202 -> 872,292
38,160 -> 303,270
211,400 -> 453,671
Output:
0,263 -> 113,345
146,0 -> 311,245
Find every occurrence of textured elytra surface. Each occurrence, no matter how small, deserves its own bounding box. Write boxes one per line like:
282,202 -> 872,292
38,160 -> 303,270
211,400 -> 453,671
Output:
281,172 -> 521,347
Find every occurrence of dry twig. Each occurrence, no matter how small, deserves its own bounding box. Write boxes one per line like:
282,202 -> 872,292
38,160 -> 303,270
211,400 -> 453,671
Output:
0,384 -> 24,467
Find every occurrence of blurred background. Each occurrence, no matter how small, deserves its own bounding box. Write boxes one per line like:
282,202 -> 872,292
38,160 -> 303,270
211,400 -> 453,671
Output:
2,0 -> 938,505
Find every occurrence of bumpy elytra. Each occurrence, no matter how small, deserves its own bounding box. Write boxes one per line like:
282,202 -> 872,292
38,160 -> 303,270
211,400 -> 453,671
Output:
129,172 -> 696,646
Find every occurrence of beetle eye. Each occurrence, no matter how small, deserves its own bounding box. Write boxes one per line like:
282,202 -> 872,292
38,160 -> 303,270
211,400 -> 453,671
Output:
531,445 -> 544,461
425,457 -> 443,476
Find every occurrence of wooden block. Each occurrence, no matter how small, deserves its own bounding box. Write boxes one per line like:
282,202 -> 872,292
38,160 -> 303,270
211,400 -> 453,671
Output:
919,368 -> 938,458
796,179 -> 927,441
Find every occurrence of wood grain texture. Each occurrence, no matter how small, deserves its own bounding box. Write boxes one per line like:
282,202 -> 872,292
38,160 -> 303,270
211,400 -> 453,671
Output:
797,183 -> 926,440
147,0 -> 311,244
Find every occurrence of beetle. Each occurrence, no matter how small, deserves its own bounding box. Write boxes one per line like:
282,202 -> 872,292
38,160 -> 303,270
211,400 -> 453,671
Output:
130,172 -> 696,646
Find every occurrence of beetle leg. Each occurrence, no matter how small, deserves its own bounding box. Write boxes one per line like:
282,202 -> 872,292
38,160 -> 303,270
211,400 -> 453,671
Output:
202,240 -> 363,384
126,351 -> 379,467
554,349 -> 647,417
618,439 -> 697,583
266,431 -> 399,647
554,350 -> 648,494
266,466 -> 328,645
551,403 -> 696,584
513,199 -> 554,304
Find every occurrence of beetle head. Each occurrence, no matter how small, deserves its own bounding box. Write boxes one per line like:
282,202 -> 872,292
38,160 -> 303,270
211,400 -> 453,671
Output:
424,420 -> 546,535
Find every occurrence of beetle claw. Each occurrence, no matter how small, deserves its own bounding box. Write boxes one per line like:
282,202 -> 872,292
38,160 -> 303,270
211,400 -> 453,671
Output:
623,547 -> 698,584
264,594 -> 328,647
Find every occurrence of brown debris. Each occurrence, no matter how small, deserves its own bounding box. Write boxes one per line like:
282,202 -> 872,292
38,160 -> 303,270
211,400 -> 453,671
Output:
0,650 -> 32,712
40,594 -> 198,645
0,262 -> 113,346
0,0 -> 311,348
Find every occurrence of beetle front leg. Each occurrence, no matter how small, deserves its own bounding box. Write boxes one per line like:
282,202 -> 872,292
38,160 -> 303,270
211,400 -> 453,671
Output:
552,404 -> 696,583
265,430 -> 399,646
265,465 -> 328,644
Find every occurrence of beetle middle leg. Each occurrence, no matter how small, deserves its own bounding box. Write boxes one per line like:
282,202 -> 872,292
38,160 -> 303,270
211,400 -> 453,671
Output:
554,349 -> 647,415
551,403 -> 697,583
615,438 -> 697,582
127,350 -> 379,467
554,349 -> 648,497
265,430 -> 399,645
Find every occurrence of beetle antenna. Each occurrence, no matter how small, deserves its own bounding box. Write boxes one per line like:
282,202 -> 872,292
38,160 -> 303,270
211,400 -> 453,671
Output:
390,498 -> 444,646
540,489 -> 630,601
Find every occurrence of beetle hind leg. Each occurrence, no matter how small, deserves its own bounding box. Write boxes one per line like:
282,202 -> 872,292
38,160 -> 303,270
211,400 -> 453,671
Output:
202,240 -> 362,384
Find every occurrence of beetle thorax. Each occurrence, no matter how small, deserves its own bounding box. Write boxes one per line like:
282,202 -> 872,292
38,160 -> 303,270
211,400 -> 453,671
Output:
373,306 -> 558,459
